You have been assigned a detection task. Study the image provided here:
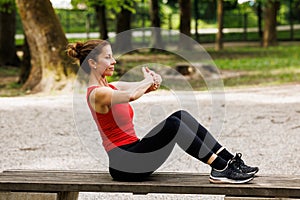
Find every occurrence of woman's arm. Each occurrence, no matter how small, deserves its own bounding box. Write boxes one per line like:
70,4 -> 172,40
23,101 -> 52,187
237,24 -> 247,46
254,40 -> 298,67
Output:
110,81 -> 142,91
89,67 -> 155,114
111,67 -> 162,92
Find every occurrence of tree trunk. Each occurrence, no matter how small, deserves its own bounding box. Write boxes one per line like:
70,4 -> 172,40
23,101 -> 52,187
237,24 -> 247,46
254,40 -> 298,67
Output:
289,0 -> 294,40
18,37 -> 31,84
149,0 -> 164,50
0,2 -> 20,66
194,0 -> 200,42
263,0 -> 280,47
115,3 -> 132,53
257,1 -> 263,44
215,0 -> 224,51
16,0 -> 78,93
179,0 -> 192,49
95,4 -> 108,40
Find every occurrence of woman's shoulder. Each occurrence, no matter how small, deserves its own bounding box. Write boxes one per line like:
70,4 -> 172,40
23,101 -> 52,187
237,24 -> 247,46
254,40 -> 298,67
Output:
87,84 -> 117,91
108,83 -> 119,90
87,85 -> 113,99
87,85 -> 100,91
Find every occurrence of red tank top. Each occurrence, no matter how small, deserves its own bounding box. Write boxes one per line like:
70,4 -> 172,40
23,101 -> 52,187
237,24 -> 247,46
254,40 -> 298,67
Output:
86,85 -> 139,152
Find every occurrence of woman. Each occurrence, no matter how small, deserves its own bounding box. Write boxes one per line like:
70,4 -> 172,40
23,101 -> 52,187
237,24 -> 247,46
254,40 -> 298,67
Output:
67,39 -> 258,183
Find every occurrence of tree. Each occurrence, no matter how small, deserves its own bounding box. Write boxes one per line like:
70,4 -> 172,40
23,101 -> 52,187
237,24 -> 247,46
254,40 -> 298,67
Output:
193,0 -> 200,41
0,0 -> 20,66
179,0 -> 192,49
16,0 -> 78,93
215,0 -> 224,51
71,0 -> 135,52
71,0 -> 108,40
288,0 -> 294,40
18,37 -> 31,84
149,0 -> 164,49
115,0 -> 134,52
263,0 -> 280,47
95,2 -> 108,39
71,0 -> 139,42
256,1 -> 263,43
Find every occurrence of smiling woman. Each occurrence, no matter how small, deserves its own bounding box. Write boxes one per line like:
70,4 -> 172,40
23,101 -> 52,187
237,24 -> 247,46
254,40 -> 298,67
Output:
67,39 -> 258,184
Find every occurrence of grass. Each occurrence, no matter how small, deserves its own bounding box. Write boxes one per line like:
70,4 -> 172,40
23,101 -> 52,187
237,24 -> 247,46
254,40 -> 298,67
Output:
1,43 -> 299,96
0,66 -> 24,97
208,44 -> 300,87
210,45 -> 300,70
115,44 -> 300,89
0,66 -> 20,76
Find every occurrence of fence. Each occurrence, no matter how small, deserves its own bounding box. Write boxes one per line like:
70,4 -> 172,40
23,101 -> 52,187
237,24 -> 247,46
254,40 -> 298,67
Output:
15,3 -> 300,43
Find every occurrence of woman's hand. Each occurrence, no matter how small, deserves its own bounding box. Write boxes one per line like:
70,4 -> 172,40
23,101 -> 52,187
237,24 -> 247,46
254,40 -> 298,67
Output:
144,67 -> 162,93
142,67 -> 155,84
91,67 -> 161,113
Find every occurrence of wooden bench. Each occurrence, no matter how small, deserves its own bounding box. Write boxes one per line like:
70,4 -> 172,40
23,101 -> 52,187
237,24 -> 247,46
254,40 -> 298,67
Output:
0,170 -> 299,200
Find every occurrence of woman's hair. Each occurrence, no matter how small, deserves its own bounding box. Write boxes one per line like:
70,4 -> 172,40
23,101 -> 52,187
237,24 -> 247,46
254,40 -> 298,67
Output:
66,39 -> 110,74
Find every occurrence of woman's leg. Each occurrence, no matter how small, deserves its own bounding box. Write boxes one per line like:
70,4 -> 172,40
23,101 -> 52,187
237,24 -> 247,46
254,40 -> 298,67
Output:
174,111 -> 258,178
130,115 -> 218,163
108,112 -> 227,180
171,110 -> 234,161
108,115 -> 180,180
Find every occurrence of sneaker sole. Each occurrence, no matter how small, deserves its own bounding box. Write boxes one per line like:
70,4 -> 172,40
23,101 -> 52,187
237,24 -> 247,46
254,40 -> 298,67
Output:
209,176 -> 254,184
246,169 -> 259,175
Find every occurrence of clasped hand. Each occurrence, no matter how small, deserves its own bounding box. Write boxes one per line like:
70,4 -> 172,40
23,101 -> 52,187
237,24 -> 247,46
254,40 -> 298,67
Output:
142,67 -> 162,92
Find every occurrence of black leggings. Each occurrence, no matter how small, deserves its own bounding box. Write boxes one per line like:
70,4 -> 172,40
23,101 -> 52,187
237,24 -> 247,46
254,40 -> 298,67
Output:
108,110 -> 222,181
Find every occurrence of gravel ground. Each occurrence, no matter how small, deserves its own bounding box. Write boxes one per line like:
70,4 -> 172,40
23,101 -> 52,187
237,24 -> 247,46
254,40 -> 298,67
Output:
1,84 -> 299,199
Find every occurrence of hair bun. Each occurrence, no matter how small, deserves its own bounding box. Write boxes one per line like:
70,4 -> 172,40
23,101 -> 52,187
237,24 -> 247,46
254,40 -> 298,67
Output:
66,42 -> 83,59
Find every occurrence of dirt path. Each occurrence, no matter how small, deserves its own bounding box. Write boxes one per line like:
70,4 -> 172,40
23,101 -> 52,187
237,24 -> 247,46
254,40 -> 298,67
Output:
0,84 -> 299,200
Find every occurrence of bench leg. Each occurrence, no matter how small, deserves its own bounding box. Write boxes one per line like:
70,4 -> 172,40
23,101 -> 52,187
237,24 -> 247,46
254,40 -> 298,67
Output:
0,192 -> 56,200
56,192 -> 79,200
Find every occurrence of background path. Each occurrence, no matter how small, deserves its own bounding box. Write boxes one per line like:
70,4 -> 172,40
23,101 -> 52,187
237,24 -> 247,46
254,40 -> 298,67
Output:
1,84 -> 299,199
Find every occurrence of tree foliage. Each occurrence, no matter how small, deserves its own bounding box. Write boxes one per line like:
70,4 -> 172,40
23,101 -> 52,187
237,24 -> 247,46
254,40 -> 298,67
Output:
71,0 -> 137,13
0,0 -> 15,13
0,0 -> 19,66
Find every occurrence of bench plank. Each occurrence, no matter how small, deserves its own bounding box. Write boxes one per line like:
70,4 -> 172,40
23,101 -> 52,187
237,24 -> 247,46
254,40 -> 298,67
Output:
0,170 -> 299,198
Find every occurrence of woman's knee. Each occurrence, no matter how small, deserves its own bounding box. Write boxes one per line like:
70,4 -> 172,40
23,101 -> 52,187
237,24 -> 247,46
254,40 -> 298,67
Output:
170,109 -> 189,119
165,115 -> 181,130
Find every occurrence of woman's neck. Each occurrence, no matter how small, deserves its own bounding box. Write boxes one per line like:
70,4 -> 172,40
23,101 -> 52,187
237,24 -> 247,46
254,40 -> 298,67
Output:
89,73 -> 108,87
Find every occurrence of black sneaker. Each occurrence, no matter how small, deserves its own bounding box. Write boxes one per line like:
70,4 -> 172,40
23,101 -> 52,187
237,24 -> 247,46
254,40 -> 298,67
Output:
209,161 -> 254,184
231,153 -> 259,175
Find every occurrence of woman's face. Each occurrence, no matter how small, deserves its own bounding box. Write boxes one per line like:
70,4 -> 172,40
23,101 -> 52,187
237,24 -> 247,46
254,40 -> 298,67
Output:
94,45 -> 116,77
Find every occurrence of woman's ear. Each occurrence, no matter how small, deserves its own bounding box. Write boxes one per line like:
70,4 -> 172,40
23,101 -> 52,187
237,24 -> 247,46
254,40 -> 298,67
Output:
88,59 -> 97,69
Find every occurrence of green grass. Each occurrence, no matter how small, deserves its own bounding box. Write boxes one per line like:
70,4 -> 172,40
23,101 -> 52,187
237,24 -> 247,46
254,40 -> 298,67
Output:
0,66 -> 24,97
116,44 -> 300,89
210,45 -> 299,70
208,45 -> 300,87
0,66 -> 20,76
2,43 -> 299,96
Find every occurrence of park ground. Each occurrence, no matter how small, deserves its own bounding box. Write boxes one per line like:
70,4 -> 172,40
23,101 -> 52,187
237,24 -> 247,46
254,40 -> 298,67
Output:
0,42 -> 299,199
0,83 -> 299,199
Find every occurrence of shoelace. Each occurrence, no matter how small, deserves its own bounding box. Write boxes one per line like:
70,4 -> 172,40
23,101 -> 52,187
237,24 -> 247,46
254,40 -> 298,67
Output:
234,153 -> 245,165
228,159 -> 246,174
